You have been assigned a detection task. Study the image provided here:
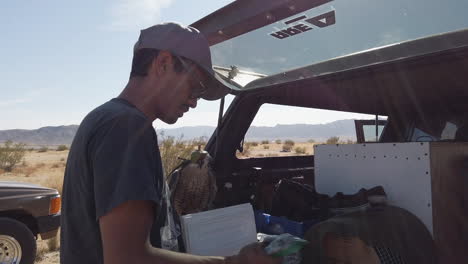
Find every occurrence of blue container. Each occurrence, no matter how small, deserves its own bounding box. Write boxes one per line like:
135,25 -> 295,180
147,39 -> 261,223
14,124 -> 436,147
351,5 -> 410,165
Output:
254,210 -> 319,238
254,210 -> 270,233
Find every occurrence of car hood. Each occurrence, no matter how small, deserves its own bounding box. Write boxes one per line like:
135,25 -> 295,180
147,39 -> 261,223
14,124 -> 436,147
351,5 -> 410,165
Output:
0,181 -> 58,198
0,181 -> 53,190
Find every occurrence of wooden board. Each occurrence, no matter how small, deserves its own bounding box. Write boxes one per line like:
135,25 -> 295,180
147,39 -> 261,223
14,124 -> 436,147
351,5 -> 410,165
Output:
430,143 -> 468,263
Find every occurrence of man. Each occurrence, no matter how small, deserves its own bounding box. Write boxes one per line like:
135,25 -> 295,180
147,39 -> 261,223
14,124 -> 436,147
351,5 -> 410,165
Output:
60,23 -> 280,264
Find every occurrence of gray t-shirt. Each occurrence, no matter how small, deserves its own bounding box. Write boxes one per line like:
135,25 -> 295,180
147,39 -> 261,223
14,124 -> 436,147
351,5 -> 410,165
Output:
60,98 -> 166,264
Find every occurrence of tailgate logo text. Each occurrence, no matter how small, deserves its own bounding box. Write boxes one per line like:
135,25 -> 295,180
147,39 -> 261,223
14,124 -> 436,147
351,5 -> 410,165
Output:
270,10 -> 336,40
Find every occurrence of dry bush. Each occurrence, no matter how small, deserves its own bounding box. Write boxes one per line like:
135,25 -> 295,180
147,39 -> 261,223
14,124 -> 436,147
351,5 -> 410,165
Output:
51,163 -> 60,169
282,144 -> 292,152
45,173 -> 64,194
56,145 -> 68,151
308,139 -> 316,143
284,139 -> 295,146
192,136 -> 208,148
261,140 -> 269,144
15,165 -> 38,177
38,146 -> 48,153
326,136 -> 340,144
245,141 -> 258,147
159,132 -> 197,176
267,153 -> 279,157
256,154 -> 265,157
295,147 -> 307,154
263,145 -> 270,150
60,158 -> 65,162
0,141 -> 26,172
275,139 -> 282,144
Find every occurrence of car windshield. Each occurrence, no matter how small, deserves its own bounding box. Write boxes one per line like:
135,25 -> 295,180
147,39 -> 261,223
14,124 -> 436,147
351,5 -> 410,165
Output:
210,0 -> 468,88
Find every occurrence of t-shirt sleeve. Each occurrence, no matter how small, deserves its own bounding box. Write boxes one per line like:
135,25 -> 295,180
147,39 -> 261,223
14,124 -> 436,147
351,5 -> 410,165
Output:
90,113 -> 162,220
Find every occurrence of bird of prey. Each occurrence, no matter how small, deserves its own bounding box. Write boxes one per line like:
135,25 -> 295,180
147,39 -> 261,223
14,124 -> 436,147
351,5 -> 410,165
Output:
168,154 -> 217,216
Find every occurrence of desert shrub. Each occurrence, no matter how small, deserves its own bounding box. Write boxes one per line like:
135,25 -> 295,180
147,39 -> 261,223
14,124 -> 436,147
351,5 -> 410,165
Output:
56,145 -> 68,151
295,147 -> 307,154
51,163 -> 60,168
282,144 -> 292,152
308,139 -> 316,143
60,158 -> 65,161
284,139 -> 295,146
192,136 -> 208,148
326,136 -> 340,144
0,141 -> 26,172
244,141 -> 259,148
159,133 -> 196,176
256,154 -> 265,157
15,163 -> 43,177
261,140 -> 269,144
44,173 -> 64,194
275,139 -> 282,144
266,153 -> 279,157
38,146 -> 48,153
263,145 -> 270,150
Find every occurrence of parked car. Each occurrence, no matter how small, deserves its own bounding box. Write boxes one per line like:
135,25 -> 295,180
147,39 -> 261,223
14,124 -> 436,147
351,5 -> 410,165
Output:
0,181 -> 61,264
179,0 -> 468,263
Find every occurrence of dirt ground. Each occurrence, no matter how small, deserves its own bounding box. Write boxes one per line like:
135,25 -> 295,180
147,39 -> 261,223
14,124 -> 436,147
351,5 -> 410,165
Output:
0,141 -> 317,263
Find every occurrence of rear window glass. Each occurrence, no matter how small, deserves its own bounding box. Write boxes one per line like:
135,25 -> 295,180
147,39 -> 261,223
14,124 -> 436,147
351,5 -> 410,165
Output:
211,0 -> 468,88
236,104 -> 379,159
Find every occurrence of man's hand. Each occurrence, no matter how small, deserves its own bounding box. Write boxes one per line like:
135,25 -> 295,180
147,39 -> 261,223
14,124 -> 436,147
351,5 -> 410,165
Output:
230,242 -> 282,264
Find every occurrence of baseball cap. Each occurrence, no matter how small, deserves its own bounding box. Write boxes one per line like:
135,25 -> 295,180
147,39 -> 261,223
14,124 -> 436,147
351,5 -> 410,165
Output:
133,22 -> 231,101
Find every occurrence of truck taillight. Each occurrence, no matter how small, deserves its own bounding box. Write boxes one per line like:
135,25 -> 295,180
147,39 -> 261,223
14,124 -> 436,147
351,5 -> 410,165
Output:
49,196 -> 61,215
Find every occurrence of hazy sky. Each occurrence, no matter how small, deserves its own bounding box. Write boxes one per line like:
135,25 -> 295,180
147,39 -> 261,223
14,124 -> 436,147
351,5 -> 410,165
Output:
2,0 -> 467,130
1,0 -> 233,130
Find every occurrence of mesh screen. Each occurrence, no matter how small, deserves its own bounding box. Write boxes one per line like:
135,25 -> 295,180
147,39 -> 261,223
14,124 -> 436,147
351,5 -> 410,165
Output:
373,244 -> 405,264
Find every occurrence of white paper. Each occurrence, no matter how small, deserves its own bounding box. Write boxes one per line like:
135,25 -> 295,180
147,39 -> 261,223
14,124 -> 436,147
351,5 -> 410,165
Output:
181,203 -> 257,256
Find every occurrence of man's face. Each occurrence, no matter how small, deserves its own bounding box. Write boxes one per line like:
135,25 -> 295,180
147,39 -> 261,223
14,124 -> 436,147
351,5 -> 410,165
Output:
155,56 -> 208,124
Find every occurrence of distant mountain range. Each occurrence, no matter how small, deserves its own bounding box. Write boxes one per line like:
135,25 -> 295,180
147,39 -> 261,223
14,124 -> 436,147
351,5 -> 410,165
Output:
0,120 -> 357,146
0,125 -> 80,146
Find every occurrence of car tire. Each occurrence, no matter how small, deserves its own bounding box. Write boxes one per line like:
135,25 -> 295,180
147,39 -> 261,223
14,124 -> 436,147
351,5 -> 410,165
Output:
0,217 -> 36,264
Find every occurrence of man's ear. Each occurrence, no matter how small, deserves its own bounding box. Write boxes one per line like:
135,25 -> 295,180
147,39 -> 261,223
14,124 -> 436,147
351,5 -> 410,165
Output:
152,50 -> 174,76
